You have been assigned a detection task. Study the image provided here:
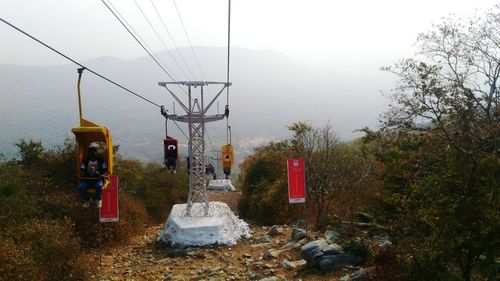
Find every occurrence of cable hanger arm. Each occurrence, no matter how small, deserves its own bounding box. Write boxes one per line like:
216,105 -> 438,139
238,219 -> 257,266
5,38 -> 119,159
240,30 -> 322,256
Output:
203,84 -> 229,115
159,84 -> 190,113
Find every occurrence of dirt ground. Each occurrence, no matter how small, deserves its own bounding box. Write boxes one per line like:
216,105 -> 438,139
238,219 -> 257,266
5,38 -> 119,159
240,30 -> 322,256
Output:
91,190 -> 344,281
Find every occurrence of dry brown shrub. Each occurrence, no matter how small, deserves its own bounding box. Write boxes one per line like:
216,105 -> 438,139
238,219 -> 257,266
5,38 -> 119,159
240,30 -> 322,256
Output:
371,246 -> 404,281
70,193 -> 150,247
0,218 -> 89,281
107,193 -> 150,244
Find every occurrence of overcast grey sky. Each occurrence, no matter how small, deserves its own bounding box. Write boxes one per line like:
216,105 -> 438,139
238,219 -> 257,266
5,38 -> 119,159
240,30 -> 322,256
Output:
1,0 -> 497,66
0,0 -> 498,159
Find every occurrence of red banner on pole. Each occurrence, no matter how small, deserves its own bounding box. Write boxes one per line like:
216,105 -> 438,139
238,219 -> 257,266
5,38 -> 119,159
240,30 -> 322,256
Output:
100,175 -> 119,222
287,158 -> 305,203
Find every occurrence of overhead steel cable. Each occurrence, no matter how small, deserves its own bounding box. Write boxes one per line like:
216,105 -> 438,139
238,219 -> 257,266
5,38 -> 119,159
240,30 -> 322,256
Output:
0,17 -> 162,108
172,0 -> 207,81
133,0 -> 192,81
103,0 -> 190,98
170,0 -> 215,102
104,0 -> 193,141
105,0 -> 163,68
149,0 -> 198,80
171,116 -> 189,140
101,0 -> 178,83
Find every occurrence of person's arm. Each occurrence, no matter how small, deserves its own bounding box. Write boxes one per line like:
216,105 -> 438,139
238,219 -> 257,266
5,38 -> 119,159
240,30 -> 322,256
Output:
79,161 -> 87,176
100,160 -> 108,175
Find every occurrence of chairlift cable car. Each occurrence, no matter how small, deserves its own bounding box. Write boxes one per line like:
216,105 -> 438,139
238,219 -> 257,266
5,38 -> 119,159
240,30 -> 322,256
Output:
220,0 -> 234,180
161,106 -> 178,172
71,68 -> 114,190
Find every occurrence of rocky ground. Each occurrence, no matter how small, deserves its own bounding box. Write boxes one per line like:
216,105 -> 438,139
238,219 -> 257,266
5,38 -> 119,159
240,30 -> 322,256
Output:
89,191 -> 378,281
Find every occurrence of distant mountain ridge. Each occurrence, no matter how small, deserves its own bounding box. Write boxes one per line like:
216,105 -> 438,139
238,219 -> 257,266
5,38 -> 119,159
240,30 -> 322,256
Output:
0,46 -> 391,163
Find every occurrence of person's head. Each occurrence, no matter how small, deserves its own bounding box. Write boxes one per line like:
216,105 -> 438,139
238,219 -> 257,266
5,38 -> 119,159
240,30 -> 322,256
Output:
88,146 -> 98,158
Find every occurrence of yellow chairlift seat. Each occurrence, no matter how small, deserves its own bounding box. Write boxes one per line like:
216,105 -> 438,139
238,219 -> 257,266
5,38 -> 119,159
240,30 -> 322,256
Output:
72,118 -> 113,190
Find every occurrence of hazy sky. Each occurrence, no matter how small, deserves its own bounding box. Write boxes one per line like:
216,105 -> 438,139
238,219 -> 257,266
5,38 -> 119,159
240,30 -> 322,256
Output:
1,0 -> 497,66
0,0 -> 498,159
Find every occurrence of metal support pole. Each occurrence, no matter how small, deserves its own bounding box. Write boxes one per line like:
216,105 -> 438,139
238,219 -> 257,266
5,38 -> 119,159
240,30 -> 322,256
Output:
76,68 -> 85,125
159,81 -> 229,216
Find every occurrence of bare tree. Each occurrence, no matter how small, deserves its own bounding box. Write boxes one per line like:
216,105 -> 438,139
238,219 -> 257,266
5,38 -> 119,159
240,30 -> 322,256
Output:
289,122 -> 372,229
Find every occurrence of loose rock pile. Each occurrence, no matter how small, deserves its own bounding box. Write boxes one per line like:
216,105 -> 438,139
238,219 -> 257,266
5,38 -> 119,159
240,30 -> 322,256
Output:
253,214 -> 392,280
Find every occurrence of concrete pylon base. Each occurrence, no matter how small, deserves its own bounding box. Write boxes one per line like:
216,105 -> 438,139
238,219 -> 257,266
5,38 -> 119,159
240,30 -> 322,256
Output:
207,179 -> 236,191
157,201 -> 251,247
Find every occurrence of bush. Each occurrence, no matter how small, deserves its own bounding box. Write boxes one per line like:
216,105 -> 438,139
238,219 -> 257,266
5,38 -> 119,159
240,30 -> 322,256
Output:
15,139 -> 44,166
68,192 -> 150,248
239,141 -> 295,225
0,163 -> 41,232
114,157 -> 188,223
342,237 -> 372,261
371,247 -> 403,281
107,193 -> 150,244
0,218 -> 89,281
0,138 -> 190,280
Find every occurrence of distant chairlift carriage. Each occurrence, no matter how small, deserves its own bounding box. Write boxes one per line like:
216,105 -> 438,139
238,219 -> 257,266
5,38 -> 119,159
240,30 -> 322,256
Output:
164,136 -> 178,172
161,106 -> 179,173
221,143 -> 233,179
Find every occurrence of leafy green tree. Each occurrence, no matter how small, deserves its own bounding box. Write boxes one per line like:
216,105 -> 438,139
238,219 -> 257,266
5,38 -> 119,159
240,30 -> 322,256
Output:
15,139 -> 44,165
376,6 -> 500,280
239,141 -> 292,224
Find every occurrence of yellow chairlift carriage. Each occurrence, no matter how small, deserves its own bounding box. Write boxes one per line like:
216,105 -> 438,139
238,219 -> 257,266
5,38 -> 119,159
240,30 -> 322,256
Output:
71,68 -> 113,191
72,119 -> 113,188
221,143 -> 233,179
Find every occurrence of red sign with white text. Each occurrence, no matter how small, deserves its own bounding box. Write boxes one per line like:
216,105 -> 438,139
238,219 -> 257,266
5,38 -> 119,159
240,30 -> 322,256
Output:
287,158 -> 306,203
100,175 -> 119,222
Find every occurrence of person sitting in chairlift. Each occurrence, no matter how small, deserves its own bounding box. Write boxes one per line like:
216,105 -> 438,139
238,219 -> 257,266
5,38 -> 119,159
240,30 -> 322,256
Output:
165,146 -> 177,173
79,146 -> 107,208
223,154 -> 231,179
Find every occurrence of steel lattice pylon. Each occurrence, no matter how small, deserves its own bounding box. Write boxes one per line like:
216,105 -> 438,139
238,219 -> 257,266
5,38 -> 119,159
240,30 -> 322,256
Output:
158,81 -> 230,215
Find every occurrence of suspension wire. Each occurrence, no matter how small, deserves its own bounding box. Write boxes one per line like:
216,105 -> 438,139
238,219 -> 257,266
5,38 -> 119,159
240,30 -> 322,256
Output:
133,0 -> 191,81
172,0 -> 207,81
170,0 -> 218,120
105,0 -> 191,142
108,0 -> 195,145
226,0 -> 232,144
103,0 -> 190,98
101,0 -> 176,81
172,118 -> 189,140
106,0 -> 165,70
149,0 -> 198,81
106,0 -> 157,64
0,17 -> 162,108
